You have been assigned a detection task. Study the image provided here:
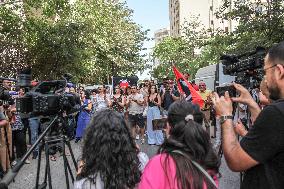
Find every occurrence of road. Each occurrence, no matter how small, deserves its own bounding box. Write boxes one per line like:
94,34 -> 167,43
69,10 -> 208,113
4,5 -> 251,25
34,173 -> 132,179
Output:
7,140 -> 240,189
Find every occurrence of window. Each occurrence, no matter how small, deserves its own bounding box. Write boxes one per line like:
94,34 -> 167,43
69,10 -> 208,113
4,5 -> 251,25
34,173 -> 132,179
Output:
225,27 -> 229,33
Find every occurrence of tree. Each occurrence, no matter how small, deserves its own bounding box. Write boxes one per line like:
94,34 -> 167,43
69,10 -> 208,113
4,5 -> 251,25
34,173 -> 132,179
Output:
151,16 -> 207,80
152,0 -> 284,81
0,0 -> 148,83
215,0 -> 284,53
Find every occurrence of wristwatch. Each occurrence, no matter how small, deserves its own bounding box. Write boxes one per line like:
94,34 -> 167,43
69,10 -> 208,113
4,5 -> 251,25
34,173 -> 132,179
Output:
219,115 -> 233,125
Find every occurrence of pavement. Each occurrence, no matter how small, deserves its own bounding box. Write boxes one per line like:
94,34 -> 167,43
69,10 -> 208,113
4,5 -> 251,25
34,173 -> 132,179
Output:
7,139 -> 240,189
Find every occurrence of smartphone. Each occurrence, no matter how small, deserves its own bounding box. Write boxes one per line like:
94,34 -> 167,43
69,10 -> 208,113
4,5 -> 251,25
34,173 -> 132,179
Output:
216,85 -> 236,97
152,118 -> 167,130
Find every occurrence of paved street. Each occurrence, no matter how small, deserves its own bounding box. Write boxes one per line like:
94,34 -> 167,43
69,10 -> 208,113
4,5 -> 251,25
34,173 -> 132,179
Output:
8,140 -> 240,189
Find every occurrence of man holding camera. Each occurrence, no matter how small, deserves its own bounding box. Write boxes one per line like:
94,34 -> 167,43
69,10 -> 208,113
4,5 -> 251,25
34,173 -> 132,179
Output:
213,42 -> 284,189
160,80 -> 180,116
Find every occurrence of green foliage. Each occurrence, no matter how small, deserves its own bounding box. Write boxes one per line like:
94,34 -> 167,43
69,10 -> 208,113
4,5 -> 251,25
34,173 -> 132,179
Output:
0,0 -> 148,83
152,0 -> 284,80
152,16 -> 206,80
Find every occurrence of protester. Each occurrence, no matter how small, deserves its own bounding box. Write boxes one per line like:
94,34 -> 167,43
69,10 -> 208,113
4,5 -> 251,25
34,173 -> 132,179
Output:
146,84 -> 163,145
10,94 -> 29,165
93,85 -> 111,112
183,72 -> 190,81
126,85 -> 145,140
140,80 -> 150,135
160,80 -> 180,116
0,109 -> 11,173
139,101 -> 220,189
140,79 -> 149,99
75,91 -> 92,143
74,109 -> 141,189
18,88 -> 31,147
198,81 -> 212,119
213,41 -> 284,189
191,80 -> 199,91
111,85 -> 125,115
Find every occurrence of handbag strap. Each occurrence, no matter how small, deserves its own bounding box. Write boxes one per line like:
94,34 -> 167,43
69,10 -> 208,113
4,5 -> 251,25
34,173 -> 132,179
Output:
171,150 -> 218,189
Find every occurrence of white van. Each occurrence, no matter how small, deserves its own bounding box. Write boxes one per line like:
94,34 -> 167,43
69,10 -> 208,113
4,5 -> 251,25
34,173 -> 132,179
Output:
194,63 -> 235,91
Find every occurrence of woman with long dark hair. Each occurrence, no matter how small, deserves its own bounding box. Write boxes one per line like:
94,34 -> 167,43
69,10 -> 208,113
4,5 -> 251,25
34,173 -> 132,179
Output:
74,109 -> 141,189
139,101 -> 220,189
146,84 -> 163,145
111,85 -> 125,115
75,91 -> 92,143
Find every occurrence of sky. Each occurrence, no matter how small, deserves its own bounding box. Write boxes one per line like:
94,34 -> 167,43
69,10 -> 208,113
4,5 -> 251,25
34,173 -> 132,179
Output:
125,0 -> 169,79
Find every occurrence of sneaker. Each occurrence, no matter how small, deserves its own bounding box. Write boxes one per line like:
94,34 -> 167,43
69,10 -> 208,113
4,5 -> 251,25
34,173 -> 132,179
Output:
25,160 -> 31,164
135,135 -> 139,140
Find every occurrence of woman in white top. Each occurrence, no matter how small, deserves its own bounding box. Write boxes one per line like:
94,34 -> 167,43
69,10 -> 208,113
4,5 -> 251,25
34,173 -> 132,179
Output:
93,85 -> 111,112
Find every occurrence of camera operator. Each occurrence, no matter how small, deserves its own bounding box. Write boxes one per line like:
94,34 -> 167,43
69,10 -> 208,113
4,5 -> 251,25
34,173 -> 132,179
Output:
160,80 -> 180,116
213,42 -> 284,189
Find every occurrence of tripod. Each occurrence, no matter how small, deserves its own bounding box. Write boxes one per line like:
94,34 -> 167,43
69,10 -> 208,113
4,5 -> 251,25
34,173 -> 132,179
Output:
35,134 -> 77,189
0,115 -> 78,189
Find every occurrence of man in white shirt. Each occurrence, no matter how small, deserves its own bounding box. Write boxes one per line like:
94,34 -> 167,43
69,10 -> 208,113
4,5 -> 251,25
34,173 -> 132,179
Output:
126,85 -> 145,143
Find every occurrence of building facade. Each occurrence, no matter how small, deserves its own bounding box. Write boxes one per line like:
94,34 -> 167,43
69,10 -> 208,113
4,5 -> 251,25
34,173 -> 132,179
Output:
169,0 -> 269,37
154,27 -> 170,44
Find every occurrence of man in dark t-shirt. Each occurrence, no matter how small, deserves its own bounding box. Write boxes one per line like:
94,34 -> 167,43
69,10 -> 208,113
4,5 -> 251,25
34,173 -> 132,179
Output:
160,80 -> 180,115
240,100 -> 284,188
213,41 -> 284,189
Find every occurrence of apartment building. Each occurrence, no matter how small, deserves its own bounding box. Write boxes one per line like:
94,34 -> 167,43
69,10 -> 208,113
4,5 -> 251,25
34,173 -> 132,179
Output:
154,27 -> 170,44
169,0 -> 269,37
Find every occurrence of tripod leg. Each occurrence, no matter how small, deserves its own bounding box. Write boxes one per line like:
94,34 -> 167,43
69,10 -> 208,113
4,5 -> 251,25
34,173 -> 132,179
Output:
35,143 -> 43,189
65,154 -> 75,183
66,140 -> 78,171
45,143 -> 52,189
62,141 -> 70,189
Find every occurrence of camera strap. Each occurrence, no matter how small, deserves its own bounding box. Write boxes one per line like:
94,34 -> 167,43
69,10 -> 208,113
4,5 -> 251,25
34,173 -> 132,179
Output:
171,150 -> 218,189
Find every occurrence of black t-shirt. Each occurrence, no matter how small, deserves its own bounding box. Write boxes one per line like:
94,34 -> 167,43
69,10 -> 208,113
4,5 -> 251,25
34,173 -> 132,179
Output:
161,89 -> 180,110
240,100 -> 284,189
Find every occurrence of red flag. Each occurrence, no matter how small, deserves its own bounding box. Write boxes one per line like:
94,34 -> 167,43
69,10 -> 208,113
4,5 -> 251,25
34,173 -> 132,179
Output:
173,66 -> 204,108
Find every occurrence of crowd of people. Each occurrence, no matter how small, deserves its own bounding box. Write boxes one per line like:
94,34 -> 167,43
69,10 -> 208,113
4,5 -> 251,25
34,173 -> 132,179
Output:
1,41 -> 284,189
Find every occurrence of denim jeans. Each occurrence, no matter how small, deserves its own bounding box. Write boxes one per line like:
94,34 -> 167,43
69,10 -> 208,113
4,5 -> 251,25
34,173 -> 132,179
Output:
29,117 -> 40,155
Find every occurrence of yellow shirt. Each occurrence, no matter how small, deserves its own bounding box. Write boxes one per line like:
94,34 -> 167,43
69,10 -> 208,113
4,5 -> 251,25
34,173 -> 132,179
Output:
198,90 -> 212,110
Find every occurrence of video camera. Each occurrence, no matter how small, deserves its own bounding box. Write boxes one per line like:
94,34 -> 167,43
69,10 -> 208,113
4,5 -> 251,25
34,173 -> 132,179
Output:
220,47 -> 266,89
0,69 -> 80,116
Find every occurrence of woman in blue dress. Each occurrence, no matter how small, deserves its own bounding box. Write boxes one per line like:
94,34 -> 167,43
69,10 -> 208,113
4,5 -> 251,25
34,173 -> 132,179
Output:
75,91 -> 92,143
147,85 -> 164,145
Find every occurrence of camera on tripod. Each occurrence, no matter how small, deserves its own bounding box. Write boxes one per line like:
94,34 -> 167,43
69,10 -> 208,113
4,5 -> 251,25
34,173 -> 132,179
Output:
0,69 -> 80,189
220,47 -> 266,89
14,69 -> 80,116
